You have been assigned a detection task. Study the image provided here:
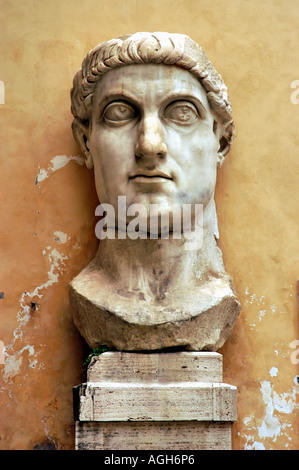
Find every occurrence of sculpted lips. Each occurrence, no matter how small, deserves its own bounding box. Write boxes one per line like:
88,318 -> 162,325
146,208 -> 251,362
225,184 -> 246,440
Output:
129,170 -> 173,183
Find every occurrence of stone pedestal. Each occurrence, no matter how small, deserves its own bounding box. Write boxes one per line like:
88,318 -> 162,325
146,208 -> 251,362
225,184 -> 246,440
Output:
73,351 -> 237,450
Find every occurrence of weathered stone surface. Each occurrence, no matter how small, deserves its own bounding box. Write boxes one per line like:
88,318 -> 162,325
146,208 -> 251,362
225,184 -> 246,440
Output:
76,381 -> 237,422
74,352 -> 237,450
75,421 -> 232,450
70,271 -> 240,351
69,32 -> 241,351
87,351 -> 223,382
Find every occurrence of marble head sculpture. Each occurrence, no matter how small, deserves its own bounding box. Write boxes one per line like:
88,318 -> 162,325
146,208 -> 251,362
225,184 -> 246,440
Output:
69,32 -> 241,351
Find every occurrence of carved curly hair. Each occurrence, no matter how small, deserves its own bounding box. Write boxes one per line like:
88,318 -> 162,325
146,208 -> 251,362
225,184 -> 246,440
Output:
70,32 -> 234,159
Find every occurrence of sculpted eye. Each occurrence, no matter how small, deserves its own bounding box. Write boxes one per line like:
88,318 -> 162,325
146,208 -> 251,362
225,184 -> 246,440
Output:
164,101 -> 199,124
103,102 -> 137,123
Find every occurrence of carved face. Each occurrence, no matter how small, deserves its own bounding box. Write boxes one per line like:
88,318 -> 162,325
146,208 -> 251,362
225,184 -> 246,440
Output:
88,64 -> 221,226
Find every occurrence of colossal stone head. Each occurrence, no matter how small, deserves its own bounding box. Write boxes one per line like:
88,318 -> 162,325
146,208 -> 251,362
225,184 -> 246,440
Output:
71,32 -> 234,157
69,32 -> 240,352
70,33 -> 234,227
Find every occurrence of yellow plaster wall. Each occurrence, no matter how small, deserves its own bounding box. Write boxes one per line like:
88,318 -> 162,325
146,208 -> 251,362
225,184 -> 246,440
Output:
0,0 -> 298,450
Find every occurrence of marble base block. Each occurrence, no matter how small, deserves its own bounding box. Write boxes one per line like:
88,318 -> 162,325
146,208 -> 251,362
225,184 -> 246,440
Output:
73,351 -> 237,450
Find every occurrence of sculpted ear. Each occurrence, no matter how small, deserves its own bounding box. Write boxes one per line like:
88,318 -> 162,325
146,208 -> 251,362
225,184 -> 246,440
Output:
72,119 -> 94,169
213,120 -> 234,168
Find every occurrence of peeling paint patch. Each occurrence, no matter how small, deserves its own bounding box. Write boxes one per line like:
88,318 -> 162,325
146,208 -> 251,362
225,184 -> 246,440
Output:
244,288 -> 286,332
244,441 -> 266,450
243,377 -> 299,449
243,415 -> 253,426
242,417 -> 267,450
53,231 -> 69,244
244,287 -> 265,306
3,247 -> 68,382
258,380 -> 298,442
258,310 -> 266,322
72,241 -> 81,250
269,367 -> 278,377
3,345 -> 37,381
36,155 -> 84,184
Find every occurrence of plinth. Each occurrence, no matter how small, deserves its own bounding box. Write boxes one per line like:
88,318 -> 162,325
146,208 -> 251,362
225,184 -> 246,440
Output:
73,351 -> 237,450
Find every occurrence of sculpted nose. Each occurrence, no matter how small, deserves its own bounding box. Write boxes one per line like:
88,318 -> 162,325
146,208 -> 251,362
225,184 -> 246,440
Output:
135,116 -> 167,161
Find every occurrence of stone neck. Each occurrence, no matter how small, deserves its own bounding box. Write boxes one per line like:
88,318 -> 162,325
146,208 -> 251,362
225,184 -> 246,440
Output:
92,198 -> 226,296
